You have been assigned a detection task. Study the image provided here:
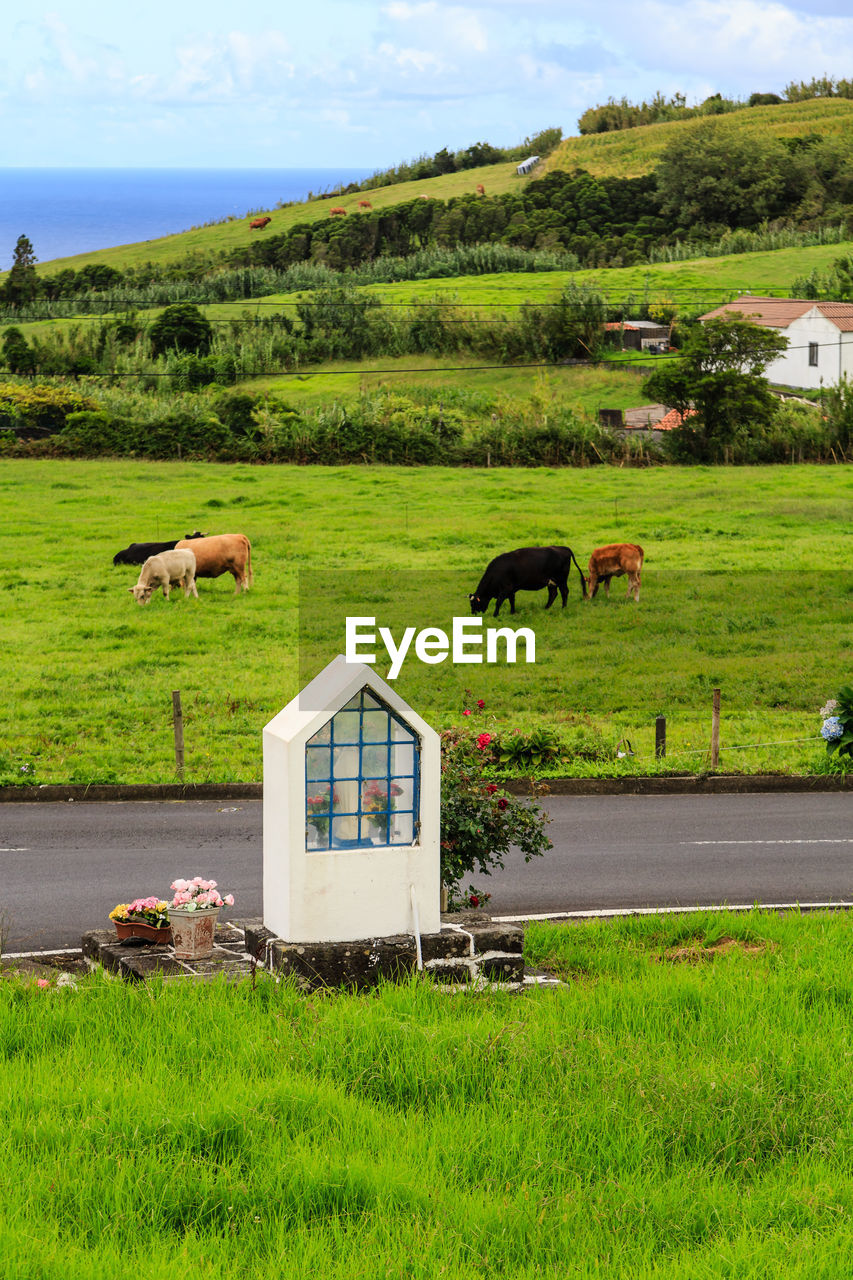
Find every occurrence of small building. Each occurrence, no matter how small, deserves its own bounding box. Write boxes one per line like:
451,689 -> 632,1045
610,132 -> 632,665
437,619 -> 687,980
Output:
516,155 -> 540,176
699,295 -> 853,390
605,320 -> 671,352
262,655 -> 440,943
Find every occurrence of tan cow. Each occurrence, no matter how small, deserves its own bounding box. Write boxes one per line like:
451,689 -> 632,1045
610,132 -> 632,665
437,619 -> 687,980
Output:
585,543 -> 644,602
175,533 -> 253,593
129,549 -> 198,605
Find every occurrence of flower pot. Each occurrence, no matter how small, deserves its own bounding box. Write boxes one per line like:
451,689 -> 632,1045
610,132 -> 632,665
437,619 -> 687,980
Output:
169,907 -> 220,960
112,919 -> 172,945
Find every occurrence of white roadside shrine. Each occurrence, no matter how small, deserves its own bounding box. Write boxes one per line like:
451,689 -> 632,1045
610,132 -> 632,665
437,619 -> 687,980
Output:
262,655 -> 441,943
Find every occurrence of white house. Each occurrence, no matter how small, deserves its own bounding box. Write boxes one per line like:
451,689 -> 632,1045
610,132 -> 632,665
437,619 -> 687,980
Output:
699,295 -> 853,391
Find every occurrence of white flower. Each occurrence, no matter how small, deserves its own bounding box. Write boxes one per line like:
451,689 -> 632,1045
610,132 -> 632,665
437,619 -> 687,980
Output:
820,699 -> 839,718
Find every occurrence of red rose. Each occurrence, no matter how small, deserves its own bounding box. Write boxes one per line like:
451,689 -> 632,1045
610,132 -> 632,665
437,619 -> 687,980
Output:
463,709 -> 472,717
486,783 -> 498,794
469,895 -> 480,908
477,699 -> 485,709
476,733 -> 492,750
497,798 -> 508,810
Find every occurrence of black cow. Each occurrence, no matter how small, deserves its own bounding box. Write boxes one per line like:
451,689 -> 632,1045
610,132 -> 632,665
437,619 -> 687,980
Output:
112,531 -> 205,567
469,545 -> 586,617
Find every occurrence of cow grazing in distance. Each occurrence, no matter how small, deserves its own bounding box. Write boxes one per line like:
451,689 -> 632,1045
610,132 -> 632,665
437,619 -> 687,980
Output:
329,206 -> 347,216
175,533 -> 253,593
129,550 -> 198,605
358,199 -> 372,209
469,545 -> 586,617
476,183 -> 485,195
112,531 -> 205,567
249,216 -> 271,229
585,543 -> 644,602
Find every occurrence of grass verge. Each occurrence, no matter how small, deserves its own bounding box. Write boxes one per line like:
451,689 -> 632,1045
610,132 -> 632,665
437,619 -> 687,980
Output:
4,909 -> 853,1278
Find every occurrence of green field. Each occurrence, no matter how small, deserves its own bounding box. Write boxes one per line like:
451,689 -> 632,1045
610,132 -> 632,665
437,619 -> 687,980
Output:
2,460 -> 849,785
543,98 -> 853,179
7,909 -> 853,1278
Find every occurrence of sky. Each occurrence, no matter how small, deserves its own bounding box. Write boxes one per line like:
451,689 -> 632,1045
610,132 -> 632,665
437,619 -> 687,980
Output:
3,0 -> 853,170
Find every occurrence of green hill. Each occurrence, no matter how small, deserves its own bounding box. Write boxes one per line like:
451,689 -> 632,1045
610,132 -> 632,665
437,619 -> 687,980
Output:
543,98 -> 853,179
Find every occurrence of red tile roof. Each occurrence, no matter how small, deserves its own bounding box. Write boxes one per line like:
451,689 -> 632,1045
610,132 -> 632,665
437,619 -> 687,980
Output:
656,408 -> 696,432
699,295 -> 853,331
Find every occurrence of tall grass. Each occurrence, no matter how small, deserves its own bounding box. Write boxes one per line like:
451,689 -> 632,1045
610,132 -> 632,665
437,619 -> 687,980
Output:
5,910 -> 853,1277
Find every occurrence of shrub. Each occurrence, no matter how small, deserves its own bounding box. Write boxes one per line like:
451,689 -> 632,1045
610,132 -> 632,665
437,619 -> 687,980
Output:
148,304 -> 213,357
1,327 -> 34,375
0,382 -> 98,437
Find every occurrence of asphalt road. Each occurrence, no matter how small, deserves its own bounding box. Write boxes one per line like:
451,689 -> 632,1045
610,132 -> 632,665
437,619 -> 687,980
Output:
2,791 -> 851,952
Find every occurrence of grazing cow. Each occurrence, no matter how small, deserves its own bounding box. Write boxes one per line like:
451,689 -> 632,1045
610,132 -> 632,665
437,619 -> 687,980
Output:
249,216 -> 271,230
112,531 -> 205,567
476,183 -> 485,195
329,206 -> 347,216
358,199 -> 372,209
469,545 -> 586,617
175,533 -> 253,593
585,543 -> 644,602
129,550 -> 198,605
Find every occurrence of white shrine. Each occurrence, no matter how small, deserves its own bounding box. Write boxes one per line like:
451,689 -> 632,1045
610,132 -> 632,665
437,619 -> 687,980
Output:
262,655 -> 441,943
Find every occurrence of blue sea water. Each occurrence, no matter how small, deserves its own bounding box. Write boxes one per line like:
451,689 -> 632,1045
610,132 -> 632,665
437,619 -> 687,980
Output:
0,168 -> 373,269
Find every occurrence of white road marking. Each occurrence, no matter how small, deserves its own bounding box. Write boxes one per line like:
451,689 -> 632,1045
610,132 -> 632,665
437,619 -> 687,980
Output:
683,838 -> 853,846
0,847 -> 29,852
494,901 -> 853,923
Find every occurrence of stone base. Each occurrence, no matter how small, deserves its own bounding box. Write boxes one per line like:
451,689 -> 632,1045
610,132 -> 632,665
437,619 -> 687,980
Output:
81,917 -> 528,989
244,917 -> 525,991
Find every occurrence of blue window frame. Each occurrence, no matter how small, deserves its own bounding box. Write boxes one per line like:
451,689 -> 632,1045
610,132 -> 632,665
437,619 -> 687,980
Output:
305,687 -> 420,850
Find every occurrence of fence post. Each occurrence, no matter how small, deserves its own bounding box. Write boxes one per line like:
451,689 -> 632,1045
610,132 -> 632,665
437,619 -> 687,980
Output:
172,690 -> 185,778
711,689 -> 721,769
655,716 -> 666,759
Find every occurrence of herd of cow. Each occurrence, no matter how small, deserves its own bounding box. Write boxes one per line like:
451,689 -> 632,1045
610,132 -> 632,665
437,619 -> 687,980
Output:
113,533 -> 641,616
468,543 -> 644,617
113,533 -> 253,604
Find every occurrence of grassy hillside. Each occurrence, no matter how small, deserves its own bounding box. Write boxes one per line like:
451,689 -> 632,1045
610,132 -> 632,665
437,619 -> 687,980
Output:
24,161 -> 528,276
543,98 -> 853,180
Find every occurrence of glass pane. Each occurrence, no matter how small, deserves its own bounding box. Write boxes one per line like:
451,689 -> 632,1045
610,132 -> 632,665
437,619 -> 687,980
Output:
362,709 -> 389,742
333,710 -> 361,744
391,743 -> 414,776
331,815 -> 362,848
332,745 -> 359,780
361,744 -> 389,778
361,690 -> 382,710
306,746 -> 330,781
310,721 -> 332,745
392,719 -> 416,743
393,811 -> 414,844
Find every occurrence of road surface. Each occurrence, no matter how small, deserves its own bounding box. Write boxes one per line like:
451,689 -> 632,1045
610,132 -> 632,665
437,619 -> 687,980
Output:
1,791 -> 851,952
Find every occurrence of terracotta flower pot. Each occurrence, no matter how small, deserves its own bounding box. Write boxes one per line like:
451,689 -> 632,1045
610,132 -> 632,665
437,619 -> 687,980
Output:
169,907 -> 220,960
112,919 -> 172,945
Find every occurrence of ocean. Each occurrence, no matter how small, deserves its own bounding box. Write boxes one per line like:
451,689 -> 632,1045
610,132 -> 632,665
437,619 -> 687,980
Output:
0,167 -> 373,269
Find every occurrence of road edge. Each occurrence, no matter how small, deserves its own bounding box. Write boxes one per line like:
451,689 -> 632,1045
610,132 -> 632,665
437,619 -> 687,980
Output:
0,774 -> 849,802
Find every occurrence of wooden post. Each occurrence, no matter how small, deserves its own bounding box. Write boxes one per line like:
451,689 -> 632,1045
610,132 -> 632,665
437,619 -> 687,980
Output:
172,690 -> 185,778
711,689 -> 721,769
655,716 -> 666,759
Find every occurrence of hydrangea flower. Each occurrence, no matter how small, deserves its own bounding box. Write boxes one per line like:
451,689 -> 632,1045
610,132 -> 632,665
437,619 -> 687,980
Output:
821,716 -> 844,742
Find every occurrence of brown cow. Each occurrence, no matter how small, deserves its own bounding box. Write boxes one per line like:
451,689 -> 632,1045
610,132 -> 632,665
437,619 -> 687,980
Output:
250,216 -> 271,229
585,543 -> 644,602
476,183 -> 485,195
358,199 -> 372,209
175,534 -> 253,593
329,206 -> 347,216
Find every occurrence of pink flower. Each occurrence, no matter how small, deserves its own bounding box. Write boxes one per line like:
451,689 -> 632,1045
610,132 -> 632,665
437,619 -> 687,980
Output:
170,879 -> 188,892
192,876 -> 204,886
224,894 -> 235,906
37,978 -> 50,989
476,733 -> 492,750
463,709 -> 472,717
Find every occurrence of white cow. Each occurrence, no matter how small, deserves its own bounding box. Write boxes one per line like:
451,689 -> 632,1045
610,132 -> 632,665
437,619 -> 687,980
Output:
129,549 -> 198,605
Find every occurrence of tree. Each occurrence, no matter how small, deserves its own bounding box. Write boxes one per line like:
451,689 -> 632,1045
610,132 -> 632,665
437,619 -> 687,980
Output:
643,317 -> 788,461
3,235 -> 39,308
1,326 -> 35,374
655,121 -> 791,231
148,304 -> 212,358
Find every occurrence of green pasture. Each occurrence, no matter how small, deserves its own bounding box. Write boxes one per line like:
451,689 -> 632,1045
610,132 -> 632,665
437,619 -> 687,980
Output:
543,97 -> 853,180
250,361 -> 650,416
1,460 -> 849,785
7,909 -> 853,1278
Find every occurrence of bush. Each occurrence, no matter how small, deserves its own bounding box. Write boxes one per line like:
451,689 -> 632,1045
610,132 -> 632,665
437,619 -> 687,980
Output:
0,382 -> 98,437
440,715 -> 551,894
148,304 -> 213,357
